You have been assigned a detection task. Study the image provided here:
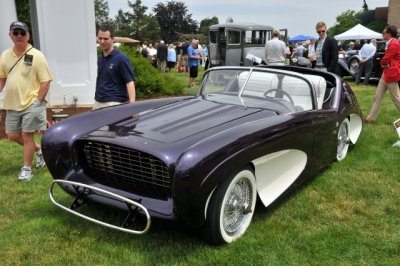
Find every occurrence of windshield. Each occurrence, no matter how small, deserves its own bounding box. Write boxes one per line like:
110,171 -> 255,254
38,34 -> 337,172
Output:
200,68 -> 316,113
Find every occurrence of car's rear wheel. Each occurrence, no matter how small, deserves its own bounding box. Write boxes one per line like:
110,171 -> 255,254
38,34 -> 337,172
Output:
337,118 -> 350,161
349,58 -> 359,75
203,168 -> 257,245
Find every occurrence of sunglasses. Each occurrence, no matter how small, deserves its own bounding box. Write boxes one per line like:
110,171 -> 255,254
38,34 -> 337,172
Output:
12,30 -> 27,37
317,30 -> 326,34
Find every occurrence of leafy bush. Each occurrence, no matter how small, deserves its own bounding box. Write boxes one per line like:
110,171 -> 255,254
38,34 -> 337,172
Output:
118,45 -> 184,99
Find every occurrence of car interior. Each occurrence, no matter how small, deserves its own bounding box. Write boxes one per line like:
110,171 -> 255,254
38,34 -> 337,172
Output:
202,68 -> 337,114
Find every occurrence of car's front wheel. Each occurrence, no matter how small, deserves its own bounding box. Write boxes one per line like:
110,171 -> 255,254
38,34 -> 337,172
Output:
349,58 -> 359,75
203,168 -> 257,245
337,118 -> 351,161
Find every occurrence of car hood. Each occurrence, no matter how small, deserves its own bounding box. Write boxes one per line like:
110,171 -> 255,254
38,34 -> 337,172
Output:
88,98 -> 277,143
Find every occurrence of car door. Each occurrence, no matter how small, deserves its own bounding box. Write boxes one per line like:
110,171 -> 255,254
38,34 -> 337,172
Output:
225,29 -> 242,66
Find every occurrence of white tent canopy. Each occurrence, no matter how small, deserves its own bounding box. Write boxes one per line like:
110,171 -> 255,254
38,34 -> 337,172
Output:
334,24 -> 382,40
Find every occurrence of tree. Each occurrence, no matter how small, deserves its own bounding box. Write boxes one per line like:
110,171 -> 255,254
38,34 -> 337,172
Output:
199,16 -> 219,36
14,0 -> 33,44
114,0 -> 159,43
153,1 -> 199,43
15,0 -> 31,30
94,0 -> 112,31
140,16 -> 161,43
363,0 -> 369,12
113,9 -> 132,37
126,0 -> 160,42
328,6 -> 386,38
327,10 -> 362,37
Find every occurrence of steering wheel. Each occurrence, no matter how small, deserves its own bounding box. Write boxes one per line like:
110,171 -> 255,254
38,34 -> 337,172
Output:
264,89 -> 294,105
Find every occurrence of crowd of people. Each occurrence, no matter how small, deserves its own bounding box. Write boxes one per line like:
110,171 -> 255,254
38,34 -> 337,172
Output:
0,20 -> 400,182
270,22 -> 400,124
137,39 -> 208,75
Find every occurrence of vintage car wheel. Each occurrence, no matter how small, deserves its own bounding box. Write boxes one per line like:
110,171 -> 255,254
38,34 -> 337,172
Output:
203,168 -> 257,244
349,58 -> 359,75
337,118 -> 350,161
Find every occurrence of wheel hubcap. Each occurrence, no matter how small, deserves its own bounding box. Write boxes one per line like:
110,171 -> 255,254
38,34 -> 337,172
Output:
350,61 -> 359,73
337,123 -> 349,158
223,179 -> 253,236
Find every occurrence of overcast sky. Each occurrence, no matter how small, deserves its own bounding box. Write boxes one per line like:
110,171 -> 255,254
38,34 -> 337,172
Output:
107,0 -> 388,37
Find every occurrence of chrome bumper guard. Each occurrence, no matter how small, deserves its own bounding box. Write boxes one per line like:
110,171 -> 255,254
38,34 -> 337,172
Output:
49,180 -> 151,235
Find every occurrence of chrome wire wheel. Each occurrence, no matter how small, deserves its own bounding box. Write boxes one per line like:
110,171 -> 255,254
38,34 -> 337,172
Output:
218,169 -> 256,243
337,119 -> 350,161
222,178 -> 253,236
349,59 -> 359,74
203,168 -> 256,245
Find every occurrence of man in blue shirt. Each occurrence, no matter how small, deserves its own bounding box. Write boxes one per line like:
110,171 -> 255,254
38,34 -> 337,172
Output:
94,24 -> 136,110
187,39 -> 200,87
355,39 -> 377,85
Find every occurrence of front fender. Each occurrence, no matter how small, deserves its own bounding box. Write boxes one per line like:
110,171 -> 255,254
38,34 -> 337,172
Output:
337,59 -> 355,78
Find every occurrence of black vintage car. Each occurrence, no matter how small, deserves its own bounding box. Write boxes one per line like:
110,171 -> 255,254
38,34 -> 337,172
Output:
336,41 -> 386,81
43,66 -> 363,245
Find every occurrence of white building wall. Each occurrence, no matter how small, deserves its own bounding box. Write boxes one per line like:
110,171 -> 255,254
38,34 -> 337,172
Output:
34,0 -> 97,107
0,0 -> 17,107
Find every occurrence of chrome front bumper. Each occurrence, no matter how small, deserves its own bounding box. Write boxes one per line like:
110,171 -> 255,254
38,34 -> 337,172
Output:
49,180 -> 151,235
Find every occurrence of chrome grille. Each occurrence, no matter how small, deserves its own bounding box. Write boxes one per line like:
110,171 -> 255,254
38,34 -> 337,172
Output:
78,140 -> 170,198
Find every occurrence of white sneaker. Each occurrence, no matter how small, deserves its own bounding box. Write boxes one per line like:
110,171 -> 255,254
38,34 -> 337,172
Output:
18,167 -> 33,182
35,152 -> 46,168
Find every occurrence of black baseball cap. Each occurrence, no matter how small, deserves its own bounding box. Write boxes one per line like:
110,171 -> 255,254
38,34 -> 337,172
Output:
9,21 -> 29,32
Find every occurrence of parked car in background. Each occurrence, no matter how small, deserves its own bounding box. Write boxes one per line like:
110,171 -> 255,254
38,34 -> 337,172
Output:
208,23 -> 287,67
336,40 -> 386,81
44,65 -> 363,245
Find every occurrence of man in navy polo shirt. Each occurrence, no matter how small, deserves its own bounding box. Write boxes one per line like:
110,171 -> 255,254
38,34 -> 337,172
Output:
94,24 -> 136,110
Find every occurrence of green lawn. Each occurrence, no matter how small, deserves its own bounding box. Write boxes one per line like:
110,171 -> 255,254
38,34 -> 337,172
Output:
0,76 -> 399,265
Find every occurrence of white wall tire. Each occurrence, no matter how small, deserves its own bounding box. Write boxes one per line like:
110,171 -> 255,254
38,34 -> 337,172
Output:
349,58 -> 359,74
337,118 -> 350,161
203,168 -> 257,245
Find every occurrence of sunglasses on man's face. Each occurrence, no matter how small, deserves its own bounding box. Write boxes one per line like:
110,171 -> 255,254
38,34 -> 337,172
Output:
12,30 -> 27,37
317,30 -> 326,34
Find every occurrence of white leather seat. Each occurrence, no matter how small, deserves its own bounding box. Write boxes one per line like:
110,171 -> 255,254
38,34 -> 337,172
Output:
281,76 -> 313,111
238,71 -> 327,111
303,74 -> 327,109
238,71 -> 279,97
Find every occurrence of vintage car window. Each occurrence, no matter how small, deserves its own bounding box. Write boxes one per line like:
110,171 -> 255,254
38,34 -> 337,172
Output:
209,31 -> 218,44
202,69 -> 249,94
377,42 -> 386,52
245,31 -> 252,44
245,30 -> 266,44
202,69 -> 249,105
228,30 -> 241,45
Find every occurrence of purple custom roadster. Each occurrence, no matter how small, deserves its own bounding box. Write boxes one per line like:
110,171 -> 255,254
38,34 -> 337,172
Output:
43,66 -> 363,244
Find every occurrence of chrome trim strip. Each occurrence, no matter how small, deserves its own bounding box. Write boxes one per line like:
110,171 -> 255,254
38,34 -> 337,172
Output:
49,180 -> 151,235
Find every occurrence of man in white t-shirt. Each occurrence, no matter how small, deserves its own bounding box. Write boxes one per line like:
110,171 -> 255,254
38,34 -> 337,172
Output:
265,29 -> 286,65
